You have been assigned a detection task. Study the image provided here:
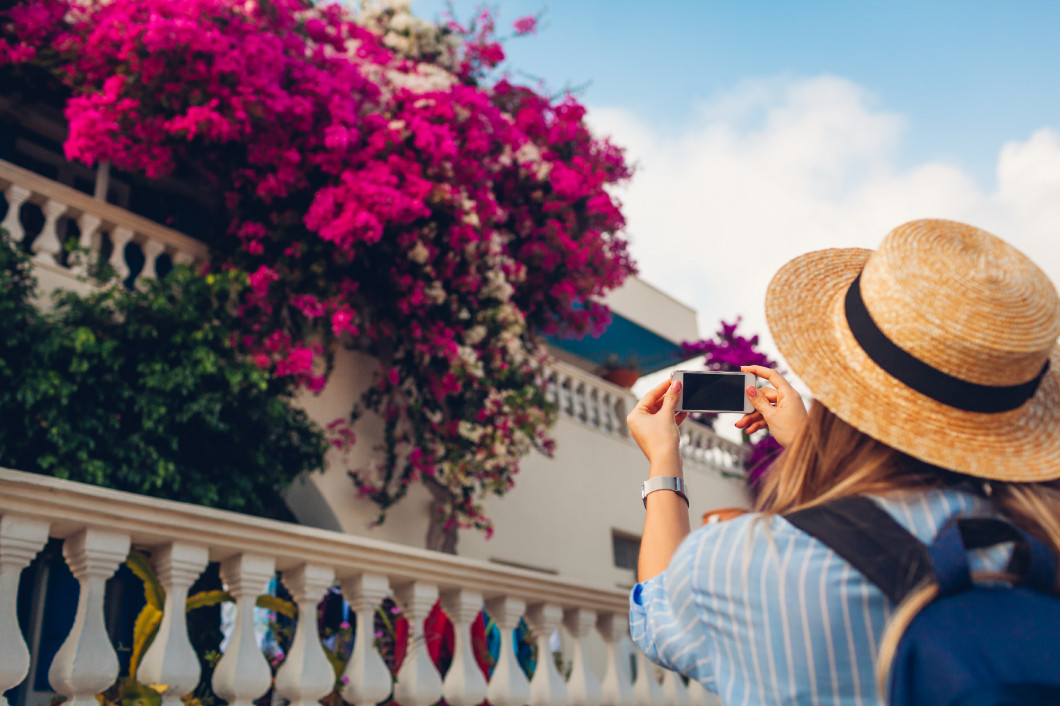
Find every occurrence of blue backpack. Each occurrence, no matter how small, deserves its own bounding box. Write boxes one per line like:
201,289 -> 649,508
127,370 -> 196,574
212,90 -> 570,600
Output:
786,495 -> 1060,706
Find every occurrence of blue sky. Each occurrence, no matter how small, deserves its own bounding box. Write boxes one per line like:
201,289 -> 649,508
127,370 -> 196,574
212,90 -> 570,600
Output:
415,0 -> 1060,188
412,0 -> 1060,376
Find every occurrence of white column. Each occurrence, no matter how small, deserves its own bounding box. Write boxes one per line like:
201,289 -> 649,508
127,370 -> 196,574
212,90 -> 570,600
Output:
211,554 -> 275,706
525,603 -> 568,706
632,651 -> 664,706
108,226 -> 133,282
48,528 -> 132,706
137,543 -> 210,706
597,613 -> 636,706
564,608 -> 603,706
660,669 -> 691,706
275,564 -> 336,706
32,199 -> 68,265
340,574 -> 392,706
392,581 -> 443,706
173,250 -> 195,267
138,239 -> 167,286
74,213 -> 102,275
0,516 -> 49,703
1,184 -> 30,242
440,589 -> 488,706
484,596 -> 530,706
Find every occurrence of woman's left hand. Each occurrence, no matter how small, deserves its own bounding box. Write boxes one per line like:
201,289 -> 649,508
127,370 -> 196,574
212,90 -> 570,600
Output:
627,378 -> 687,466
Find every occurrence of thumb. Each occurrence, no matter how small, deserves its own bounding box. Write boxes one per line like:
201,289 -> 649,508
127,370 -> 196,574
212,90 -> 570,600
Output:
660,379 -> 682,414
746,385 -> 774,418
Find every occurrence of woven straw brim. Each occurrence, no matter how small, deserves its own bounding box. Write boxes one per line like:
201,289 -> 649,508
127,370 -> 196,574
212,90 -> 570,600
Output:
766,248 -> 1060,482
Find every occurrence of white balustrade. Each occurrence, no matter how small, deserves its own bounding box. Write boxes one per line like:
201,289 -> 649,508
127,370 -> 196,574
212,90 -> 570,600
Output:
0,183 -> 30,241
484,596 -> 531,706
633,650 -> 665,706
32,199 -> 68,265
0,158 -> 208,289
0,516 -> 49,704
0,467 -> 703,706
526,603 -> 568,706
341,573 -> 393,706
393,581 -> 444,706
661,668 -> 692,706
48,528 -> 132,706
275,563 -> 337,706
440,589 -> 489,706
598,612 -> 637,706
137,542 -> 210,706
211,553 -> 275,706
564,607 -> 604,706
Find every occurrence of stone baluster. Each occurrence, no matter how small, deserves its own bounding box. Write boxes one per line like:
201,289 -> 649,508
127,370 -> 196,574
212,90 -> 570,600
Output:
1,184 -> 30,241
48,528 -> 132,706
564,608 -> 603,706
211,554 -> 275,706
631,651 -> 664,706
275,564 -> 336,706
685,677 -> 722,706
138,239 -> 167,286
393,582 -> 444,706
74,213 -> 103,275
525,603 -> 568,706
587,388 -> 602,429
173,250 -> 196,267
484,597 -> 531,706
597,613 -> 636,706
340,574 -> 392,706
108,226 -> 133,283
543,371 -> 558,406
556,374 -> 572,417
601,392 -> 617,434
574,382 -> 589,423
0,516 -> 49,704
660,669 -> 691,706
137,543 -> 210,706
440,589 -> 488,706
32,199 -> 68,265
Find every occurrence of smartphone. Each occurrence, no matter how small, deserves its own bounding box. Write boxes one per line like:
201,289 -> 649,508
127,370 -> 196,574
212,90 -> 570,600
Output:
672,370 -> 755,413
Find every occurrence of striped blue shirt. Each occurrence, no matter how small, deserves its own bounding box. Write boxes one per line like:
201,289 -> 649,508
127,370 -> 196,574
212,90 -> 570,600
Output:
629,488 -> 1009,706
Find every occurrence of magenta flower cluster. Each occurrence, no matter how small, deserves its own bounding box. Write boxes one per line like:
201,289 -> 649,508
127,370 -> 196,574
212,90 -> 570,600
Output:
1,0 -> 635,536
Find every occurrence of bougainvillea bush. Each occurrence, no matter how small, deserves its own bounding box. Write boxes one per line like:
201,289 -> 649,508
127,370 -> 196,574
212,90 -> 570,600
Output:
682,318 -> 782,492
0,0 -> 634,549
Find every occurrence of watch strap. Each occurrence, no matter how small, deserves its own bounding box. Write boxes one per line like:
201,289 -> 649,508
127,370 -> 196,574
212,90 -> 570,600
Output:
642,476 -> 689,508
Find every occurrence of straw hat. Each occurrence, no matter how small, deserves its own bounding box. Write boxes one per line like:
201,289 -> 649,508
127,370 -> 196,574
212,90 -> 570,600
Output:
765,219 -> 1060,481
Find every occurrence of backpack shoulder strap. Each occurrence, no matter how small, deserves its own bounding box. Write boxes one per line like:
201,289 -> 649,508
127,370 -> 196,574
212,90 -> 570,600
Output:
784,496 -> 935,604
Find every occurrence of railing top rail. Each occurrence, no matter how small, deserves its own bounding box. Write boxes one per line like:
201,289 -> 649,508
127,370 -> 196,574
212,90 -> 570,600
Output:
0,467 -> 630,613
0,158 -> 208,259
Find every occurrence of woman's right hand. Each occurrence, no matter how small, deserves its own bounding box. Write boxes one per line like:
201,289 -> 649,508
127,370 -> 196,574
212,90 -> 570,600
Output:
735,365 -> 808,448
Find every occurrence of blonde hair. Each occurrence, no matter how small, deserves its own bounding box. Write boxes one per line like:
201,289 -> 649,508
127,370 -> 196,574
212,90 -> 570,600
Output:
754,401 -> 1060,699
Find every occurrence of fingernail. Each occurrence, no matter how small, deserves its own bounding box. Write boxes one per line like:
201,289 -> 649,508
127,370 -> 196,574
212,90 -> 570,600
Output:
746,386 -> 757,397
670,380 -> 681,393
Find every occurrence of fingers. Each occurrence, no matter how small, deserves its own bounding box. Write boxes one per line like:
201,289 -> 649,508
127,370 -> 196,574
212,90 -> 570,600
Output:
741,365 -> 796,395
745,384 -> 776,420
635,378 -> 672,412
658,379 -> 681,415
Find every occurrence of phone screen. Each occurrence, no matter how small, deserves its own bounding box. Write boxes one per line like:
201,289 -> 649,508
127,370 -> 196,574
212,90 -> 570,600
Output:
681,373 -> 747,412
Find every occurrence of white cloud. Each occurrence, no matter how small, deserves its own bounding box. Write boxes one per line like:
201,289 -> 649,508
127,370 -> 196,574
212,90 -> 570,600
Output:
588,75 -> 1060,384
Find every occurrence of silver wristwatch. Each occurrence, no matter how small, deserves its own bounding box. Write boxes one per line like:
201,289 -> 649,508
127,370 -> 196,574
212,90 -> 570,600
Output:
641,476 -> 689,508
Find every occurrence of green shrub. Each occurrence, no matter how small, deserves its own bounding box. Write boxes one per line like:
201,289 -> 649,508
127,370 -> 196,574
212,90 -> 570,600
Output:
0,230 -> 327,519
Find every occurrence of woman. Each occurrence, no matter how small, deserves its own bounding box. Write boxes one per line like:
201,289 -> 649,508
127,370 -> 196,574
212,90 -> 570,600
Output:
626,219 -> 1060,705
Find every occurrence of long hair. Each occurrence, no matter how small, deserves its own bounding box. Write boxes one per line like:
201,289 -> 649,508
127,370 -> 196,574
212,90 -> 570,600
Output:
754,401 -> 1060,698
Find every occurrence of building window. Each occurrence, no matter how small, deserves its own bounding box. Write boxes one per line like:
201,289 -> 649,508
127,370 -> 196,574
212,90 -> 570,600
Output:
612,530 -> 640,571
